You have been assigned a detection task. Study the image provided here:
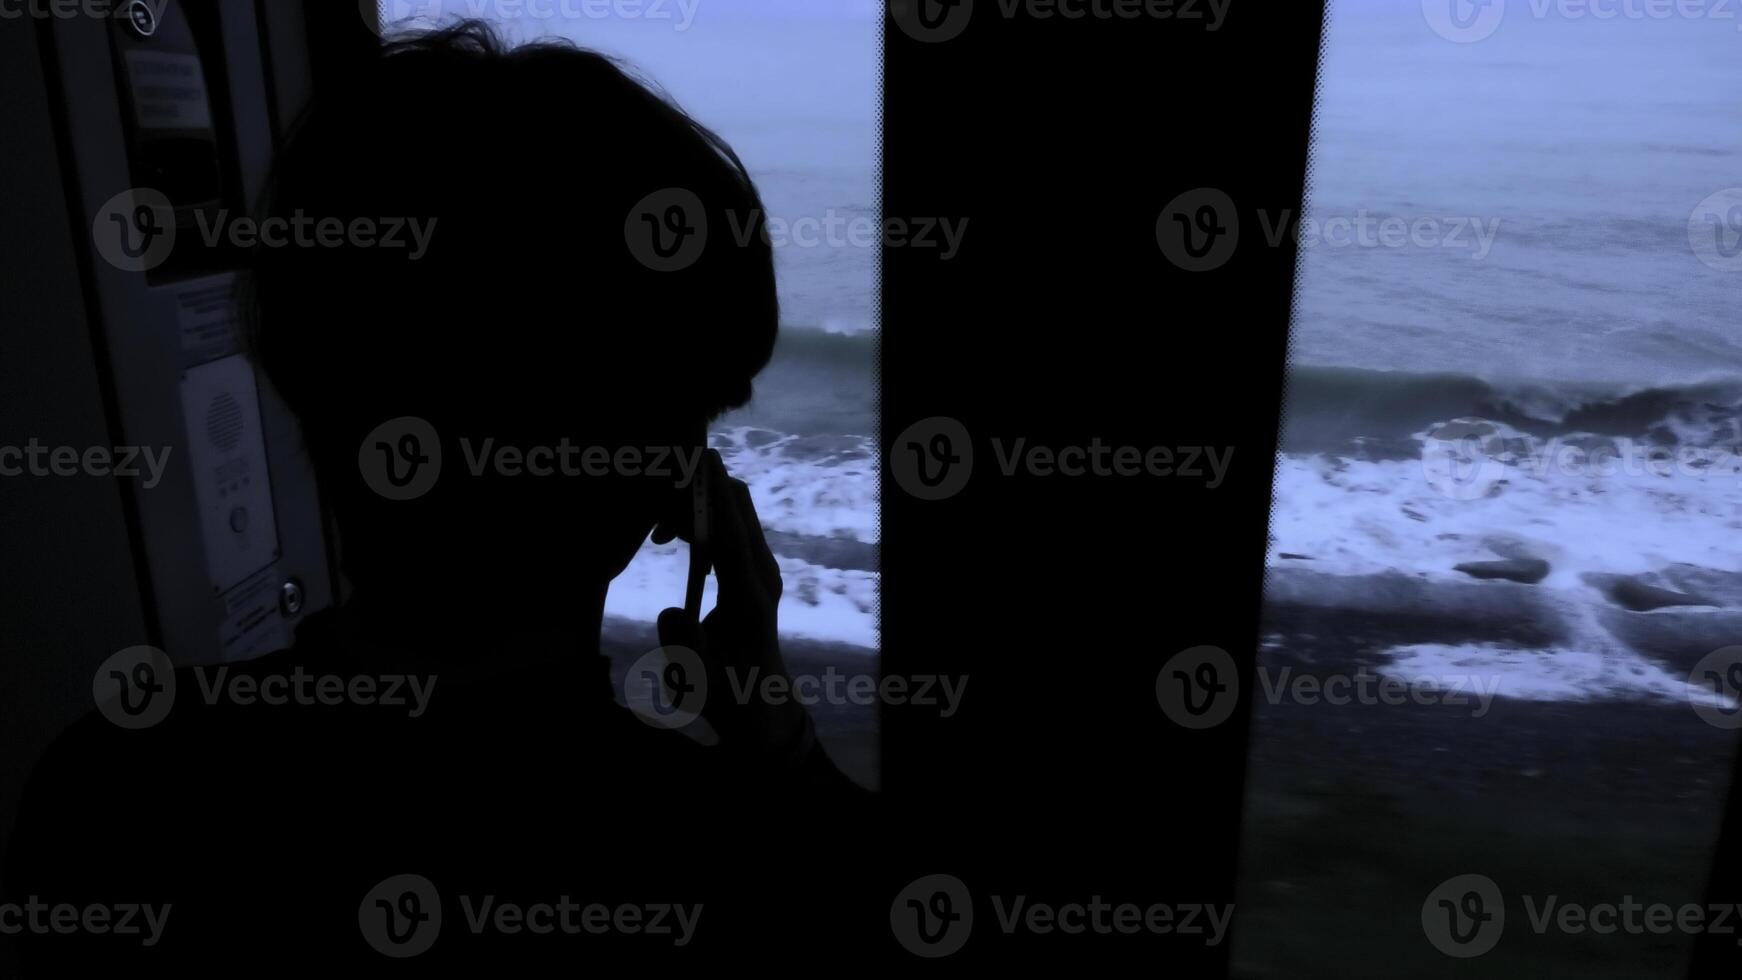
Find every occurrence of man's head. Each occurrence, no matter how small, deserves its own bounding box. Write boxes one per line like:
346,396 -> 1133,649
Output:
250,21 -> 777,608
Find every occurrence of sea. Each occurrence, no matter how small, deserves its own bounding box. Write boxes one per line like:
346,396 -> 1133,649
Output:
1272,0 -> 1742,705
407,1 -> 1742,670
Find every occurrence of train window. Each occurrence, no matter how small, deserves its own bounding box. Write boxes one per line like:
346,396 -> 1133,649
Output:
1236,3 -> 1742,975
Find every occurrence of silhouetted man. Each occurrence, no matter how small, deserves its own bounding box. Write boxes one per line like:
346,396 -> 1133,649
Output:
8,22 -> 866,972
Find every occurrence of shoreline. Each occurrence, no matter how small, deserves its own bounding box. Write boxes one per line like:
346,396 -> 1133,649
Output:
1236,593 -> 1741,977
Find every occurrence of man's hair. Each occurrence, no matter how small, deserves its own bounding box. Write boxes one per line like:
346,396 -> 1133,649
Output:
250,19 -> 777,491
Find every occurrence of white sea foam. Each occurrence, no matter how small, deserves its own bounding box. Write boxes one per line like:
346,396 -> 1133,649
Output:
1381,642 -> 1733,709
1269,426 -> 1742,585
1270,422 -> 1742,703
714,426 -> 878,544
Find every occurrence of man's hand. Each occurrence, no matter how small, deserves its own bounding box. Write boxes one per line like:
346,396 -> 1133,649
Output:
657,452 -> 810,756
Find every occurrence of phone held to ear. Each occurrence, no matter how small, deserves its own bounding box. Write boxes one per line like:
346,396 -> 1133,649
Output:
683,450 -> 715,629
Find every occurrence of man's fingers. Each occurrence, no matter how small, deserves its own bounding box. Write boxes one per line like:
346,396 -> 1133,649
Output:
708,478 -> 758,605
657,606 -> 702,655
727,477 -> 782,598
711,476 -> 782,605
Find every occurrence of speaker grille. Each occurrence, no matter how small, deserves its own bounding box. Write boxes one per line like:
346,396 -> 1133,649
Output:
205,392 -> 244,453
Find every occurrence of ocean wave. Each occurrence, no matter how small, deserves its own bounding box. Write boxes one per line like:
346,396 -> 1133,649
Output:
1282,364 -> 1742,455
714,425 -> 877,544
1267,384 -> 1742,706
